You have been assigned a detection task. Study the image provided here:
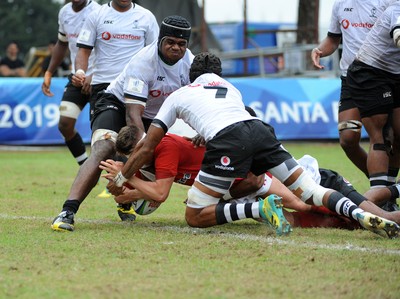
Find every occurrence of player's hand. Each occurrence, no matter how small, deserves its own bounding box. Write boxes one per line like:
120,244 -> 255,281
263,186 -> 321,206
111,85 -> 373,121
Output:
81,74 -> 92,95
99,159 -> 123,177
71,70 -> 85,87
191,134 -> 205,148
311,47 -> 324,69
42,71 -> 54,96
107,180 -> 124,196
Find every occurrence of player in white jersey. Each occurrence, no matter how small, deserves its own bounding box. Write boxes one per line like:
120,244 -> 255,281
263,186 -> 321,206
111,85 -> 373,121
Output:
106,52 -> 400,239
105,16 -> 194,132
41,0 -> 100,166
51,15 -> 193,232
311,0 -> 393,178
346,2 -> 400,197
71,0 -> 159,119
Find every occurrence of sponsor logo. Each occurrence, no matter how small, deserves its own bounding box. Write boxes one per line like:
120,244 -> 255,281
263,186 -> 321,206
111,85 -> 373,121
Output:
157,76 -> 165,81
104,20 -> 114,24
220,156 -> 231,166
101,32 -> 142,40
344,7 -> 353,12
341,19 -> 374,29
215,165 -> 234,171
149,90 -> 174,98
207,81 -> 225,86
383,91 -> 392,98
370,7 -> 377,18
102,32 -> 111,40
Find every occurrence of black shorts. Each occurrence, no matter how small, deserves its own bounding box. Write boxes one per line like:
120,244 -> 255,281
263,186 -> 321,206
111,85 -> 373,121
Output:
346,60 -> 400,118
338,75 -> 357,113
91,91 -> 126,133
61,74 -> 90,109
90,83 -> 110,119
320,168 -> 354,196
201,120 -> 293,178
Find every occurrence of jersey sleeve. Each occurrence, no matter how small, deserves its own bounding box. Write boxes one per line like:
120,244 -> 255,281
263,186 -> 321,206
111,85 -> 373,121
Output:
327,0 -> 342,36
144,13 -> 159,46
76,9 -> 97,48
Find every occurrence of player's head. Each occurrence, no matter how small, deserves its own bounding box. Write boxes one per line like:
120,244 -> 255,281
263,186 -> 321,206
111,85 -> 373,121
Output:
158,15 -> 191,65
116,126 -> 142,157
158,15 -> 191,46
189,52 -> 222,82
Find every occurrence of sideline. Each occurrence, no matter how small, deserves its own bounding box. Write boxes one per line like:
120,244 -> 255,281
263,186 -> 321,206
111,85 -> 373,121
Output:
1,213 -> 400,256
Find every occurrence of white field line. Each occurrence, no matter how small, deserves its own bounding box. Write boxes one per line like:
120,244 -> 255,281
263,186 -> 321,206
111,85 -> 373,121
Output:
1,213 -> 400,256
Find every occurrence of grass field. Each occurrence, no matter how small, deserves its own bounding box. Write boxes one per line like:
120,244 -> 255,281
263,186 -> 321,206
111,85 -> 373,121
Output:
1,142 -> 400,299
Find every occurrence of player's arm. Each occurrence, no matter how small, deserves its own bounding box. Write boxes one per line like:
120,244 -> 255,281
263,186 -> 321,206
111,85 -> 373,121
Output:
125,98 -> 146,132
42,40 -> 69,96
72,47 -> 91,87
128,176 -> 175,203
311,34 -> 341,69
226,172 -> 264,200
107,124 -> 166,195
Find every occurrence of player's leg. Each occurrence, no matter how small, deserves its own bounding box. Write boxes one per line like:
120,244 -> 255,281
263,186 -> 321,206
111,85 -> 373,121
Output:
58,80 -> 89,165
51,93 -> 126,231
185,172 -> 292,236
337,77 -> 368,177
269,162 -> 400,239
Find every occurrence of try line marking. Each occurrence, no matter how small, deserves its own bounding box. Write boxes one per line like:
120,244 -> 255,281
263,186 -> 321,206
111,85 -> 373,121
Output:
1,213 -> 400,256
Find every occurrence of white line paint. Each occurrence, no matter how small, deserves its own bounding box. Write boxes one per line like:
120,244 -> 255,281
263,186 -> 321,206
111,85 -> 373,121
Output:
1,213 -> 399,256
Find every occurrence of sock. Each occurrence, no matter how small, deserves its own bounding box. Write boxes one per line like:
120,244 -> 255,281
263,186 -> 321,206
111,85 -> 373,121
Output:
388,167 -> 399,184
66,133 -> 88,165
62,199 -> 81,214
326,191 -> 363,221
215,202 -> 259,224
369,173 -> 390,188
388,184 -> 400,201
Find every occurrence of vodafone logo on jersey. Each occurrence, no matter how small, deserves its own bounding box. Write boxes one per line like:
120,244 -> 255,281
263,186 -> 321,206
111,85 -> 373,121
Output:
341,19 -> 374,30
102,32 -> 111,40
221,156 -> 231,166
341,19 -> 350,29
214,156 -> 234,171
101,32 -> 141,41
149,90 -> 173,98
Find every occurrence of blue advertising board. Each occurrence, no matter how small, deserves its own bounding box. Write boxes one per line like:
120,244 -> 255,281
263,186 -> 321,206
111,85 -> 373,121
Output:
0,77 -> 90,145
0,77 -> 367,145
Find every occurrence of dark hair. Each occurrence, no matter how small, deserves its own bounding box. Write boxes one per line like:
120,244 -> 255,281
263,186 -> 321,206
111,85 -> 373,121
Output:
158,15 -> 191,45
245,106 -> 257,117
116,126 -> 141,156
189,52 -> 222,82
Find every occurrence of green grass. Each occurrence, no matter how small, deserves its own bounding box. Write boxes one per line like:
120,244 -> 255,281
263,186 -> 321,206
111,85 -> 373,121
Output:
1,142 -> 400,299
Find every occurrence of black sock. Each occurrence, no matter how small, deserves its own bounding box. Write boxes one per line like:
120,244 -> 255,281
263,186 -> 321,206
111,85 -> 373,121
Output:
66,133 -> 87,165
326,192 -> 361,220
62,199 -> 81,214
388,184 -> 400,201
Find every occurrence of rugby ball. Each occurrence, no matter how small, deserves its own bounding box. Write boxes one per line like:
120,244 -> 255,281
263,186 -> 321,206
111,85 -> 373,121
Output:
132,199 -> 161,215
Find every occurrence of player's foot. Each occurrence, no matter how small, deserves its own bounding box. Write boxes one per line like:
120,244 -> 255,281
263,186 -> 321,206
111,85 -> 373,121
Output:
97,188 -> 111,198
51,211 -> 75,232
259,194 -> 292,236
356,212 -> 400,239
381,200 -> 400,212
117,203 -> 136,221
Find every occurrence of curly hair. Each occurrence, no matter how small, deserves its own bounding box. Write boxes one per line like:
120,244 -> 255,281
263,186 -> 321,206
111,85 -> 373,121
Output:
189,52 -> 222,83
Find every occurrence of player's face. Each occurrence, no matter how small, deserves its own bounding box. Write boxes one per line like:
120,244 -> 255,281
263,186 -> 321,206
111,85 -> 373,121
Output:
112,0 -> 133,11
161,37 -> 188,64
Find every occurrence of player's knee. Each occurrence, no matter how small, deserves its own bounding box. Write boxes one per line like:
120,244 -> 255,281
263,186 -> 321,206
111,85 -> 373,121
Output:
287,170 -> 328,206
91,129 -> 118,147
